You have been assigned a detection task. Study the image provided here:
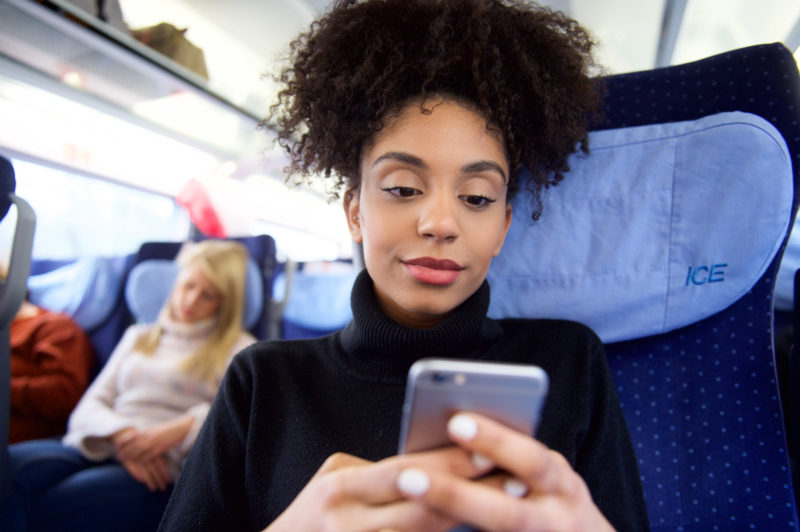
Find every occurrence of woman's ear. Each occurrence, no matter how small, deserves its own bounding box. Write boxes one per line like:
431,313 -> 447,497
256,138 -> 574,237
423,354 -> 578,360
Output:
493,203 -> 513,257
343,188 -> 363,244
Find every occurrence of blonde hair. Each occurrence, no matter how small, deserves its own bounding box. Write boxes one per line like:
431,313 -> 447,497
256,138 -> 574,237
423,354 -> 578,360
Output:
133,240 -> 249,384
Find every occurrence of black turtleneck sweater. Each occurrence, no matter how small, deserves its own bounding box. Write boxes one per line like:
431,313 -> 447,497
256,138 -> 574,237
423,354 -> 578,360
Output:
159,271 -> 649,531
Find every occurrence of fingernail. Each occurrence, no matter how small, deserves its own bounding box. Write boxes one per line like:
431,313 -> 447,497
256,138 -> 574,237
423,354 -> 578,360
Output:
471,452 -> 494,470
448,414 -> 477,441
503,477 -> 529,498
397,468 -> 430,496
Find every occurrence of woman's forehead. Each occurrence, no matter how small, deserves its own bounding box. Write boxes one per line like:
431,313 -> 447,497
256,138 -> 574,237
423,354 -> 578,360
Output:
365,100 -> 508,168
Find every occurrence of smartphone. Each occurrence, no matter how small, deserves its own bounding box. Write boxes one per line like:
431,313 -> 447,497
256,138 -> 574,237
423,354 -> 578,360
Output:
398,358 -> 549,454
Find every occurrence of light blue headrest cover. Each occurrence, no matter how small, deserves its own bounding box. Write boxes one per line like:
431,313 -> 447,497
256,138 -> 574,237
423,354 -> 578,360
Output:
488,112 -> 792,343
125,257 -> 263,329
27,256 -> 125,331
274,268 -> 356,330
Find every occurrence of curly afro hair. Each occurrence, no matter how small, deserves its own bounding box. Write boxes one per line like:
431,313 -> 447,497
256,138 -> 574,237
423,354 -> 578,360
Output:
266,0 -> 604,220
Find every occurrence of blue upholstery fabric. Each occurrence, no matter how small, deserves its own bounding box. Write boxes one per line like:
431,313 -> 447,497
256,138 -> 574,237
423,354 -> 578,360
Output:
125,257 -> 264,329
489,111 -> 792,343
26,254 -> 137,373
123,260 -> 177,324
274,262 -> 357,340
592,44 -> 800,530
27,257 -> 126,331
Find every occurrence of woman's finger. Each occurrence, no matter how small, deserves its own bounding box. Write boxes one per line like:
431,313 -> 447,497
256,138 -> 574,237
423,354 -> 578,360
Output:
308,446 -> 489,508
353,499 -> 455,532
397,466 -> 611,532
312,452 -> 372,478
447,413 -> 574,496
147,457 -> 170,491
351,445 -> 492,504
126,460 -> 157,491
395,467 -> 537,531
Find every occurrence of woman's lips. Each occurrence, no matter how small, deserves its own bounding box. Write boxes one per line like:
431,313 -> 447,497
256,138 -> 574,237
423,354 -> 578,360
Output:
403,257 -> 464,286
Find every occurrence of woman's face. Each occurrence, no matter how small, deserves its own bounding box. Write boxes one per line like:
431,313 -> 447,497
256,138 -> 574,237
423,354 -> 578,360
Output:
169,262 -> 222,323
345,98 -> 512,328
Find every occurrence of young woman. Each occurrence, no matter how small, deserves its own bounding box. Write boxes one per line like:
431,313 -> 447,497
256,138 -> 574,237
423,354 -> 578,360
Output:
1,239 -> 256,531
160,1 -> 650,530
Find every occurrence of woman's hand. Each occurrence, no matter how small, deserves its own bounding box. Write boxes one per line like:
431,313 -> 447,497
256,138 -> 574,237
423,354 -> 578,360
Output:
395,412 -> 615,532
118,453 -> 171,492
111,426 -> 175,491
266,446 -> 494,532
114,415 -> 194,463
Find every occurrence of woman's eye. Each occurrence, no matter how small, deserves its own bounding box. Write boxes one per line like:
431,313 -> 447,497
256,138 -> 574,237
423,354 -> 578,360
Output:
200,290 -> 218,301
382,186 -> 419,198
461,195 -> 496,208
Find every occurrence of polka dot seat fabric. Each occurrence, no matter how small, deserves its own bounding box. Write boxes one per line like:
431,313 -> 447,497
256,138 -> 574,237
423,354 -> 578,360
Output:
598,44 -> 800,530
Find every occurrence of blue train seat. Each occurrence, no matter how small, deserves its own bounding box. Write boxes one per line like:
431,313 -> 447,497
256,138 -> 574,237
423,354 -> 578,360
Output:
125,254 -> 264,330
133,235 -> 277,340
0,156 -> 35,499
487,43 -> 800,530
26,255 -> 135,373
273,260 -> 357,339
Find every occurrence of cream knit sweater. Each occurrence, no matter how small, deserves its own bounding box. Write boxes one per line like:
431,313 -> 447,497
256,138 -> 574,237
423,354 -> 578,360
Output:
63,316 -> 255,480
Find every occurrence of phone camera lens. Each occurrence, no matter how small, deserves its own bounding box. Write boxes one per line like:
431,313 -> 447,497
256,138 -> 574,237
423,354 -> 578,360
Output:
432,372 -> 446,383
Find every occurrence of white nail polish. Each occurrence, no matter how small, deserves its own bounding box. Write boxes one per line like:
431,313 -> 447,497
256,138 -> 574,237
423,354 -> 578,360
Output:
471,452 -> 494,470
448,414 -> 477,440
503,477 -> 529,498
397,468 -> 430,496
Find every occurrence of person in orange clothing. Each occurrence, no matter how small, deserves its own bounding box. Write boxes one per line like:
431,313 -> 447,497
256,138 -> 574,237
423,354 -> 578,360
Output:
9,299 -> 93,443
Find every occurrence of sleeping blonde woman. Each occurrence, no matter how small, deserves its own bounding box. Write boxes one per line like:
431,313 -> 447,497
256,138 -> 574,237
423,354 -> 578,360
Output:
2,240 -> 255,531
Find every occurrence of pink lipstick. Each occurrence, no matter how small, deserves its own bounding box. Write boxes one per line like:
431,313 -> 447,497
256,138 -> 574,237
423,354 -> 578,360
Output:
403,257 -> 464,286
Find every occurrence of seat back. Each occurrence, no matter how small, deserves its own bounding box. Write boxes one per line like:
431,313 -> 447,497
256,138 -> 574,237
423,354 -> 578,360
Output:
487,43 -> 800,530
273,260 -> 357,340
133,235 -> 277,340
125,256 -> 263,328
25,254 -> 135,378
602,44 -> 799,531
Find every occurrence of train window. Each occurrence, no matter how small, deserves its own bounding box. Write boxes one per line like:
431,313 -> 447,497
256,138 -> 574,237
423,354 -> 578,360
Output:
0,158 -> 190,259
673,0 -> 800,66
251,220 -> 343,263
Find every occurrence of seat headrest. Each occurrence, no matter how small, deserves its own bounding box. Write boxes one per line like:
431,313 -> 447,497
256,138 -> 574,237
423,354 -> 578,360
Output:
274,263 -> 356,330
125,257 -> 263,329
27,257 -> 126,331
488,111 -> 793,343
0,156 -> 16,221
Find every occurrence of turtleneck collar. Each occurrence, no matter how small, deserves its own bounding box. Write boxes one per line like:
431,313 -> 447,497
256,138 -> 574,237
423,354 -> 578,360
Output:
338,269 -> 502,380
158,313 -> 217,341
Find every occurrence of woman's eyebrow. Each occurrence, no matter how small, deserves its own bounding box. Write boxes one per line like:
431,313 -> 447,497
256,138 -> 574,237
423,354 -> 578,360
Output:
371,152 -> 507,183
462,161 -> 507,183
371,151 -> 428,169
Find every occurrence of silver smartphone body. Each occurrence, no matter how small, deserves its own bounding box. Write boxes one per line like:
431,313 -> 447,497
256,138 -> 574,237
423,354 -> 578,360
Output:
398,358 -> 549,454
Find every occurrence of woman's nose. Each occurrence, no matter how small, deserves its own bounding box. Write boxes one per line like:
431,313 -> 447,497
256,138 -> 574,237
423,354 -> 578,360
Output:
418,196 -> 459,242
184,290 -> 201,308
